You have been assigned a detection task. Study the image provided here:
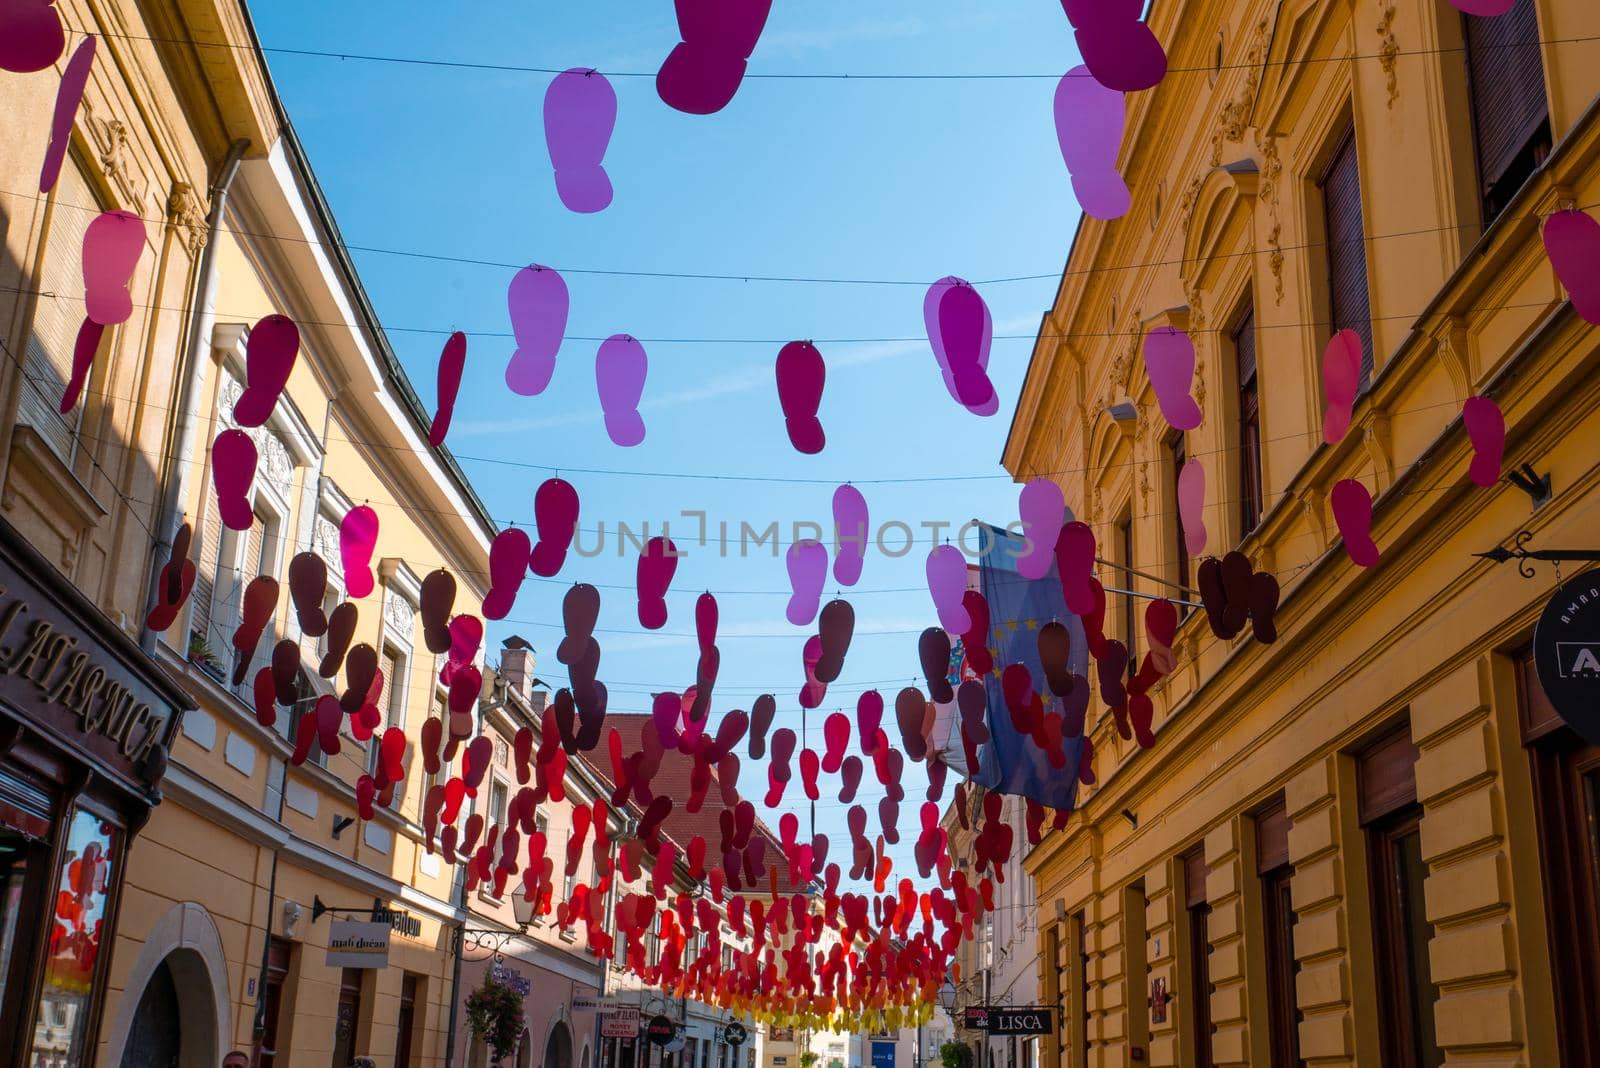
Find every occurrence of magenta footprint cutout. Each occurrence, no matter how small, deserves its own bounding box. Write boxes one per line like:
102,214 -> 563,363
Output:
596,335 -> 647,447
799,635 -> 827,710
82,210 -> 144,326
1144,326 -> 1202,431
1058,0 -> 1167,92
1542,209 -> 1600,326
1054,66 -> 1130,220
39,36 -> 95,193
636,536 -> 678,630
1016,479 -> 1065,580
832,484 -> 868,586
483,529 -> 532,621
1462,396 -> 1505,489
1331,479 -> 1380,567
924,277 -> 998,416
212,430 -> 258,531
545,68 -> 617,214
785,539 -> 828,626
776,341 -> 825,454
233,315 -> 299,427
926,545 -> 971,633
0,0 -> 64,73
656,0 -> 773,115
1321,329 -> 1363,444
340,505 -> 380,598
59,319 -> 102,415
1177,458 -> 1207,557
1448,0 -> 1515,14
1055,522 -> 1097,617
938,282 -> 998,415
530,478 -> 580,577
429,332 -> 467,447
505,265 -> 568,397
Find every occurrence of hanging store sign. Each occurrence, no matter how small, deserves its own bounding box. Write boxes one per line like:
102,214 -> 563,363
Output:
646,1014 -> 677,1046
963,1007 -> 1053,1035
326,920 -> 390,969
601,1008 -> 640,1038
574,994 -> 621,1013
724,1023 -> 748,1047
1534,570 -> 1600,744
962,1008 -> 990,1031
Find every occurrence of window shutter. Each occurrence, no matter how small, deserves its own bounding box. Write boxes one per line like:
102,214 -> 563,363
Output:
1234,306 -> 1263,533
21,160 -> 100,458
1465,0 -> 1548,198
1321,128 -> 1374,390
190,500 -> 225,651
1234,307 -> 1256,388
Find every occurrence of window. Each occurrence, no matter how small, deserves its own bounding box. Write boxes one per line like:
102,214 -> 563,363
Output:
21,156 -> 104,461
1464,0 -> 1550,224
1167,436 -> 1190,605
1519,652 -> 1600,1065
1183,848 -> 1215,1068
1068,911 -> 1088,1068
1233,304 -> 1263,536
489,779 -> 509,826
1257,803 -> 1302,1067
331,968 -> 365,1068
1359,728 -> 1441,1068
1320,124 -> 1374,391
369,643 -> 407,782
1117,512 -> 1137,658
1122,883 -> 1150,1055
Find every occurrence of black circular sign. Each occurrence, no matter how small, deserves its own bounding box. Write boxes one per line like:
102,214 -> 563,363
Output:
646,1015 -> 677,1047
1534,569 -> 1600,743
724,1023 -> 747,1047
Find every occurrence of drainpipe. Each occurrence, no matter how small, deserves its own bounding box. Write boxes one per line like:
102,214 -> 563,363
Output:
140,137 -> 250,655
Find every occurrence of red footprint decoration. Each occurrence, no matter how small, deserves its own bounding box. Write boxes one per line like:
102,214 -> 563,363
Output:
288,552 -> 329,637
636,537 -> 678,630
918,628 -> 954,705
340,505 -> 380,599
857,691 -> 884,755
58,319 -> 103,416
429,331 -> 467,447
1462,396 -> 1505,488
821,712 -> 851,774
656,0 -> 773,115
0,0 -> 65,72
1331,479 -> 1380,567
1543,208 -> 1600,325
1055,522 -> 1097,616
341,644 -> 379,714
233,315 -> 299,427
896,687 -> 930,761
531,478 -> 580,578
419,569 -> 455,654
230,576 -> 278,686
775,341 -> 826,455
252,668 -> 277,729
483,528 -> 532,621
271,639 -> 300,706
961,591 -> 993,676
319,602 -> 357,678
749,694 -> 776,760
1322,329 -> 1364,445
144,522 -> 195,633
211,430 -> 257,531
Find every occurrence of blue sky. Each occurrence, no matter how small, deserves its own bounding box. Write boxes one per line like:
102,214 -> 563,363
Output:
252,1 -> 1085,883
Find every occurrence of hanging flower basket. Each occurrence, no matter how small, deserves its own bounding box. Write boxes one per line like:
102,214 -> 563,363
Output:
465,974 -> 525,1065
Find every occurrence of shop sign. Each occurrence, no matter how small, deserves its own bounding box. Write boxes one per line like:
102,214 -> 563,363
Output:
1535,570 -> 1600,743
601,1008 -> 640,1038
984,1008 -> 1053,1035
962,1008 -> 989,1032
723,1023 -> 747,1047
769,1026 -> 795,1042
491,963 -> 530,996
646,1014 -> 677,1046
326,920 -> 390,969
871,1042 -> 896,1068
574,993 -> 621,1013
0,569 -> 181,791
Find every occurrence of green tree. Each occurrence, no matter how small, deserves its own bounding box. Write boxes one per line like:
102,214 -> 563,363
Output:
939,1042 -> 973,1068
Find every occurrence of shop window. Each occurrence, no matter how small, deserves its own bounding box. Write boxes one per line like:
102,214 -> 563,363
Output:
1463,0 -> 1550,225
27,808 -> 117,1068
1232,302 -> 1263,536
1359,727 -> 1441,1068
1257,802 -> 1302,1067
1319,124 -> 1374,391
20,155 -> 103,462
1518,651 -> 1600,1065
1183,847 -> 1214,1068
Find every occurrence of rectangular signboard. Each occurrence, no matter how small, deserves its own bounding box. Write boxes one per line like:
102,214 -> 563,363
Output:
602,1008 -> 641,1038
968,1007 -> 1054,1035
574,994 -> 621,1014
871,1042 -> 896,1068
325,920 -> 390,969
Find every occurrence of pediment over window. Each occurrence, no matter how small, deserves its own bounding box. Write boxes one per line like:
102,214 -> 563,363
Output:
1181,162 -> 1259,296
1255,0 -> 1348,132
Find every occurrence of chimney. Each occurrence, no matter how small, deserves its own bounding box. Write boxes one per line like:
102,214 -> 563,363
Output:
499,635 -> 536,700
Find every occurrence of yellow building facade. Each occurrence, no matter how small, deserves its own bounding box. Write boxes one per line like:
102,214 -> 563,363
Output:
1,2 -> 502,1065
1007,0 -> 1600,1066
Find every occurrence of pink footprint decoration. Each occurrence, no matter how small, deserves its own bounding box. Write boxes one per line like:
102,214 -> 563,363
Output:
1054,522 -> 1097,616
1177,459 -> 1207,557
1144,327 -> 1202,431
1321,329 -> 1363,445
799,635 -> 827,710
505,265 -> 568,396
596,334 -> 647,446
429,331 -> 467,447
961,591 -> 994,676
58,319 -> 103,414
39,36 -> 94,193
1017,479 -> 1065,580
545,68 -> 617,213
776,341 -> 825,454
1054,66 -> 1130,220
82,210 -> 144,326
340,505 -> 380,599
938,282 -> 999,414
832,484 -> 869,586
1331,479 -> 1380,567
211,430 -> 257,531
926,545 -> 972,633
821,712 -> 851,774
656,0 -> 773,115
1542,209 -> 1600,326
530,478 -> 580,577
924,277 -> 998,416
696,592 -> 718,654
636,536 -> 678,630
1448,0 -> 1515,14
1462,396 -> 1505,488
857,691 -> 884,754
233,315 -> 299,427
483,528 -> 533,621
785,539 -> 828,626
0,0 -> 64,73
1059,0 -> 1168,92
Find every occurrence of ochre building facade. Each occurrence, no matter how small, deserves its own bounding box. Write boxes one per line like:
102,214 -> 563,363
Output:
1006,0 -> 1600,1065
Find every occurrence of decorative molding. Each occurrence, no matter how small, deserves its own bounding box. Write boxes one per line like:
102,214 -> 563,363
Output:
218,369 -> 295,501
1259,136 -> 1286,304
383,588 -> 416,640
1377,5 -> 1400,109
167,182 -> 207,254
1363,408 -> 1396,490
82,103 -> 148,209
1429,316 -> 1472,402
1210,17 -> 1271,165
312,515 -> 342,579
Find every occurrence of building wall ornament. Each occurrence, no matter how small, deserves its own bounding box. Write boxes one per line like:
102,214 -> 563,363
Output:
167,182 -> 208,254
383,587 -> 416,636
1259,135 -> 1287,304
218,371 -> 295,500
83,104 -> 148,210
313,515 -> 342,578
1211,18 -> 1271,165
1377,5 -> 1401,108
